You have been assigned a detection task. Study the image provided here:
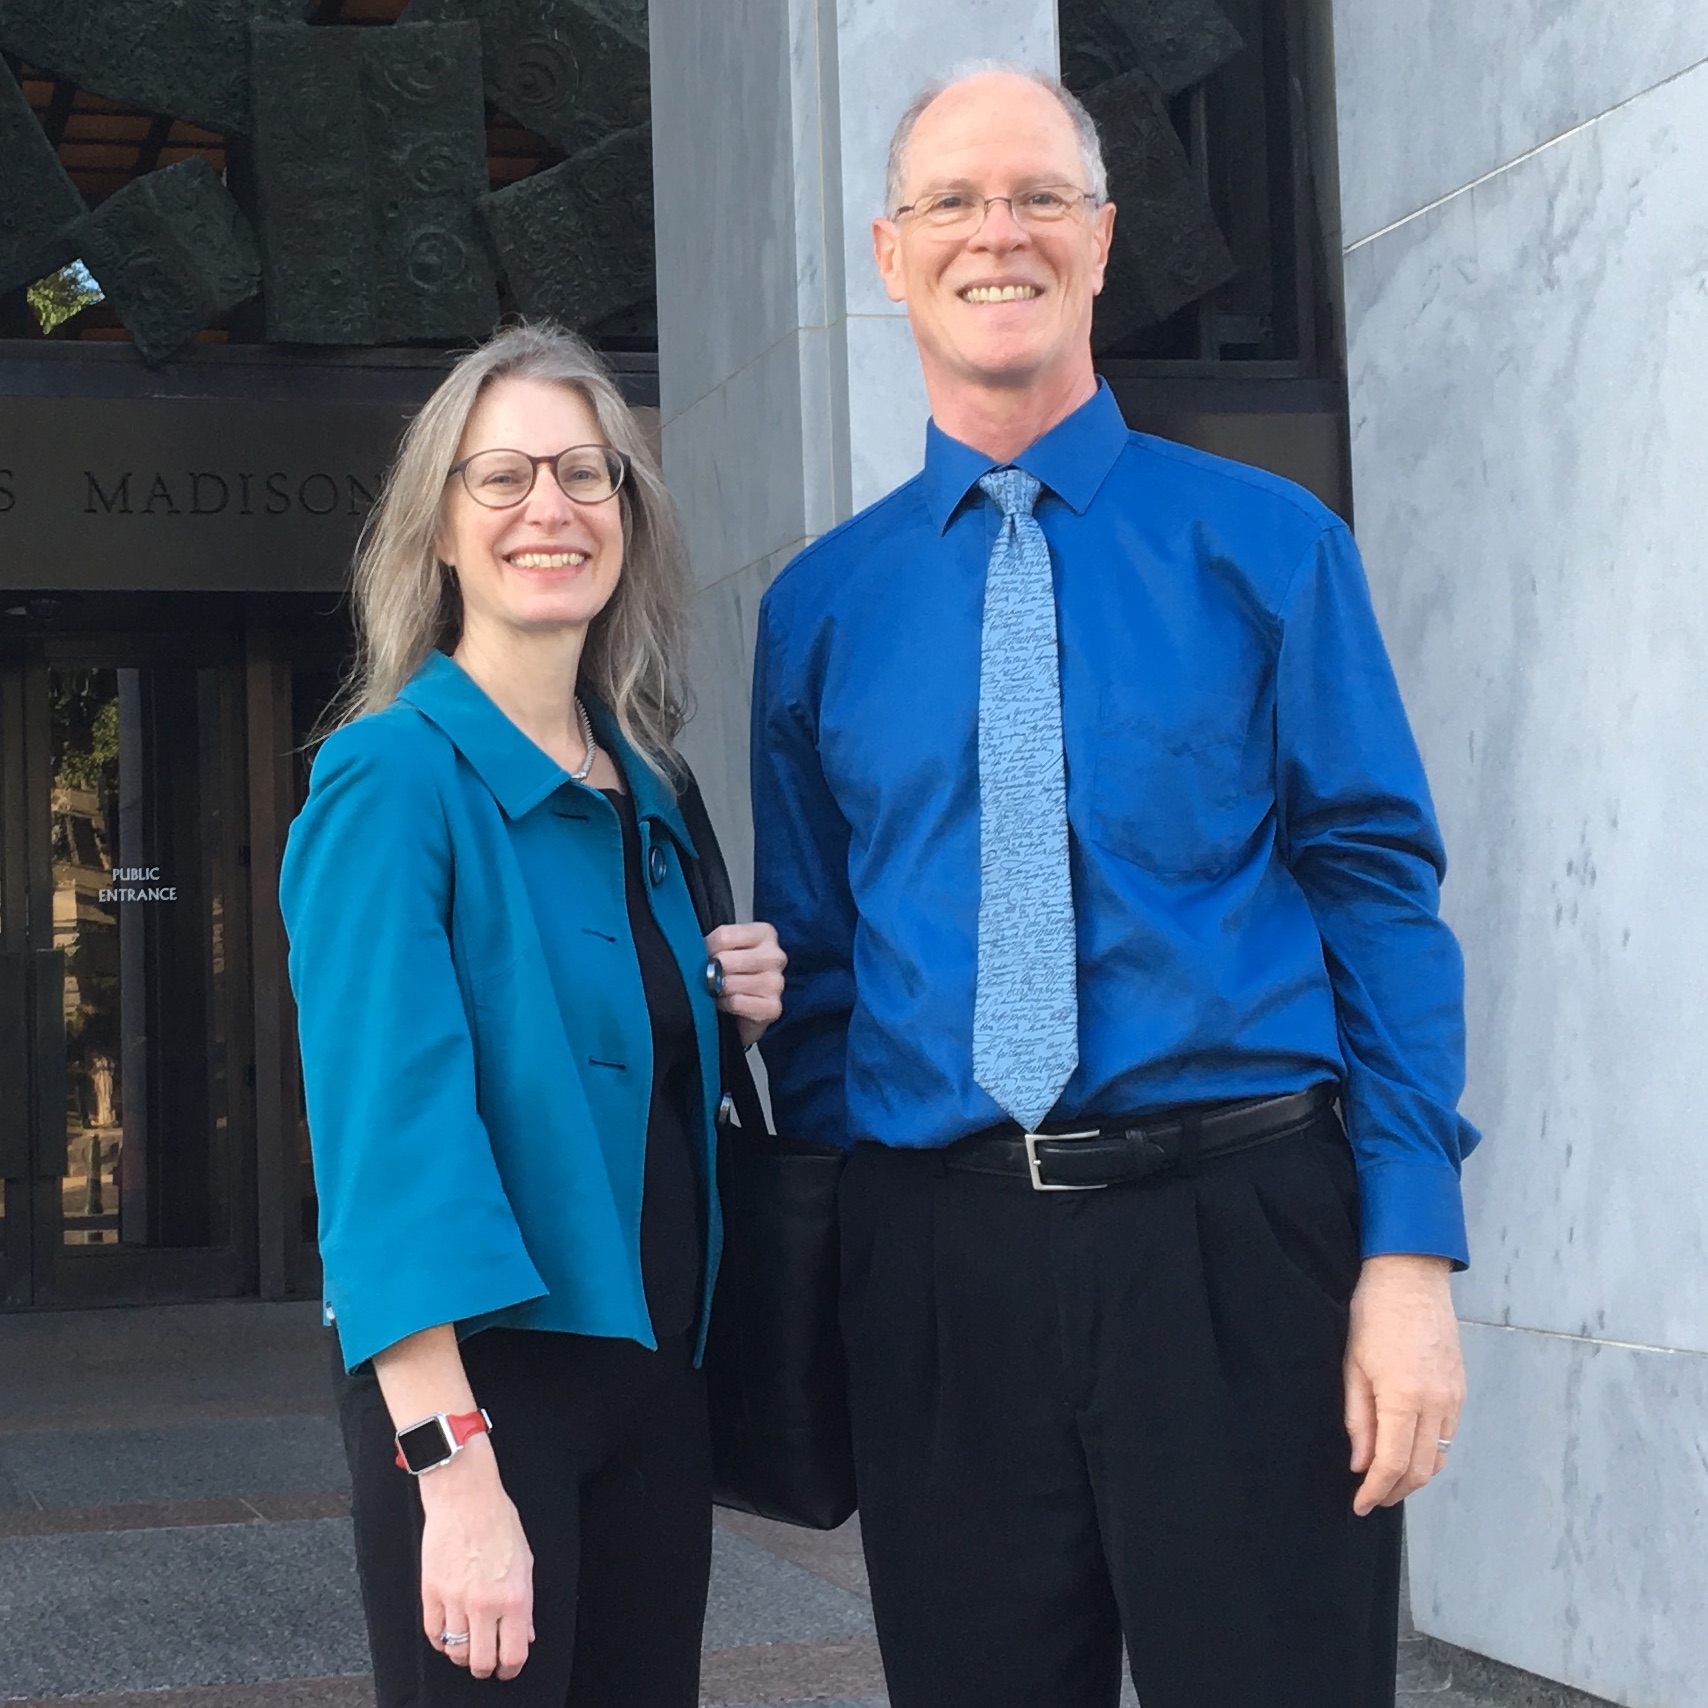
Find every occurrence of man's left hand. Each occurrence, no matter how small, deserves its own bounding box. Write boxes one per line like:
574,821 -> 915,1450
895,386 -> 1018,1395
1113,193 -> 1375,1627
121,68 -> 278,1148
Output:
1344,1253 -> 1465,1516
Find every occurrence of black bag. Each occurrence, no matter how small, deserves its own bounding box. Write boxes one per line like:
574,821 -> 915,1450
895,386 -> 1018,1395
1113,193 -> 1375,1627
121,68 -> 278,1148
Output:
676,770 -> 857,1532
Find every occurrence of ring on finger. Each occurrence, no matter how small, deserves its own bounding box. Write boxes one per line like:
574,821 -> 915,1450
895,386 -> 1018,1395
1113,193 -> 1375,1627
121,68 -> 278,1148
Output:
441,1631 -> 470,1647
1435,1438 -> 1453,1454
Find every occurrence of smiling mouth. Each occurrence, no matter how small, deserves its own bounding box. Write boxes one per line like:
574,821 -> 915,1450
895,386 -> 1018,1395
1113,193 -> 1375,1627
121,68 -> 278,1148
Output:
959,284 -> 1041,304
506,550 -> 588,570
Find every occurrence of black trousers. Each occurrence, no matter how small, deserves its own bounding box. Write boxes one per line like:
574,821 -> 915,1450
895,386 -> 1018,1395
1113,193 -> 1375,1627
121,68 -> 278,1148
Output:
333,1328 -> 712,1708
838,1108 -> 1402,1708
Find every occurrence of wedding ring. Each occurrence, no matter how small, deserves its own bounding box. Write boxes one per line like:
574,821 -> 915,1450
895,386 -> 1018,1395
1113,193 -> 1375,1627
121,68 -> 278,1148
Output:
1436,1439 -> 1454,1453
441,1631 -> 470,1647
704,956 -> 725,998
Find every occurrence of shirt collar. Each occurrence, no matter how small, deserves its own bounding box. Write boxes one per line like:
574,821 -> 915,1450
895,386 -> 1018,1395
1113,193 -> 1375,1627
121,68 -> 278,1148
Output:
921,377 -> 1129,534
397,650 -> 695,851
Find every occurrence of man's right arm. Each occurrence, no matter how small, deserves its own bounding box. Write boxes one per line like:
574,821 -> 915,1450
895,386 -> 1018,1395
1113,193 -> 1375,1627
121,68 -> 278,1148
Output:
750,593 -> 859,1146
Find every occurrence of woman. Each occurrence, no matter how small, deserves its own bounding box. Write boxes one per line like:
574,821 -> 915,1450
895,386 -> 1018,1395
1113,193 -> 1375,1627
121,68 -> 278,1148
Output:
280,322 -> 785,1707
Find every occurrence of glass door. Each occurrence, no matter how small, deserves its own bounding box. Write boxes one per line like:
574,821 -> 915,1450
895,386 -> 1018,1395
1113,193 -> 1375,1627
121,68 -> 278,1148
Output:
0,633 -> 255,1305
1,657 -> 33,1306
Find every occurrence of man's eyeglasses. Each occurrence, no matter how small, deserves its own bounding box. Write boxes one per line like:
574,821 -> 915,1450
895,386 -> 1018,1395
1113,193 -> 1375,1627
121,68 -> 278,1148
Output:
891,185 -> 1100,235
448,445 -> 630,509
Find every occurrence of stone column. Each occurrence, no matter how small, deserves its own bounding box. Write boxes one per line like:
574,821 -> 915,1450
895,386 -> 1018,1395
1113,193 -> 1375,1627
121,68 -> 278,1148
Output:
1330,6 -> 1708,1704
650,0 -> 1058,901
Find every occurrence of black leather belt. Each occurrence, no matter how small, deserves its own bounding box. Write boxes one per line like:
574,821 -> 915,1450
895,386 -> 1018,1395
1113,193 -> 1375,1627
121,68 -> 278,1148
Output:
941,1083 -> 1338,1192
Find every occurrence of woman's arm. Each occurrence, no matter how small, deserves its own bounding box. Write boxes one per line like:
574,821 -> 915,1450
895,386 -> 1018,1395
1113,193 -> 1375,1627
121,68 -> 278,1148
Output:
280,721 -> 548,1367
371,1328 -> 534,1682
281,724 -> 547,1679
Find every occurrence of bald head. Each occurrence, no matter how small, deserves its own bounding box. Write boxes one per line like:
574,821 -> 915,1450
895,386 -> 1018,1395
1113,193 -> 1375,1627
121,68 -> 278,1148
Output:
884,65 -> 1106,217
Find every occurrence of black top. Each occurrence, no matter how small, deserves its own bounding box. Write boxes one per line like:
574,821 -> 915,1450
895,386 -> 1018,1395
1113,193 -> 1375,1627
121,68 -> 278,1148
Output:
603,787 -> 704,1340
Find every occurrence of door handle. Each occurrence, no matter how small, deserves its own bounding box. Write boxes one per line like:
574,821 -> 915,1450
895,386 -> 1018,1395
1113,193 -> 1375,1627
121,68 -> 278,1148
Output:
31,949 -> 67,1180
0,952 -> 25,1177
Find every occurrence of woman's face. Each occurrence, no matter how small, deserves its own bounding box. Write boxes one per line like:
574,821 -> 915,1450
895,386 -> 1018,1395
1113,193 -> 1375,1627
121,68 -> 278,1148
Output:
436,376 -> 626,647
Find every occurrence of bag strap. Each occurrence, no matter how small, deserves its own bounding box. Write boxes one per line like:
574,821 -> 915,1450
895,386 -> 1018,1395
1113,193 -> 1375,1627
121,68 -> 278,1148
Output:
677,767 -> 736,933
676,764 -> 774,1139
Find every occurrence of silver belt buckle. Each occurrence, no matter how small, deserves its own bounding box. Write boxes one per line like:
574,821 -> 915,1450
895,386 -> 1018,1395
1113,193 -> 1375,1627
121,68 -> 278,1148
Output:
1023,1128 -> 1105,1192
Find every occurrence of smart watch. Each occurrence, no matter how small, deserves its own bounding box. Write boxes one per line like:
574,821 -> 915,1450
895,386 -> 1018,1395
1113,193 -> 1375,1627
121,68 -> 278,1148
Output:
393,1407 -> 493,1475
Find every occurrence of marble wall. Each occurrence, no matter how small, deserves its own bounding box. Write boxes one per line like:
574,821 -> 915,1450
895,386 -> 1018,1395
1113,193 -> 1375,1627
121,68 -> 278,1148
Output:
1333,4 -> 1708,247
1332,7 -> 1708,1702
651,0 -> 1057,902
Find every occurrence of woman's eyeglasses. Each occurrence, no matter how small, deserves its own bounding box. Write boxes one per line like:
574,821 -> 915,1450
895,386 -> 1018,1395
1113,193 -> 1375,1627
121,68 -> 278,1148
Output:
448,445 -> 631,509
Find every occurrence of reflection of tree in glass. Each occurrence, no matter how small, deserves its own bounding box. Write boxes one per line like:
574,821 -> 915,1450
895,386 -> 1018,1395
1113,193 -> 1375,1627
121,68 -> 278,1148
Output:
50,669 -> 124,1132
50,670 -> 120,793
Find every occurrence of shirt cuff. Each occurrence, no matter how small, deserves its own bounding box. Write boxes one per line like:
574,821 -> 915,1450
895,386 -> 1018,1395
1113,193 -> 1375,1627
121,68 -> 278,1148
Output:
1356,1158 -> 1470,1270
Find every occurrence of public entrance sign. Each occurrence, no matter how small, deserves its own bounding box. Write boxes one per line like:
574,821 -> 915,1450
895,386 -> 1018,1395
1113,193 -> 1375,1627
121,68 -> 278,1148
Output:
0,394 -> 413,592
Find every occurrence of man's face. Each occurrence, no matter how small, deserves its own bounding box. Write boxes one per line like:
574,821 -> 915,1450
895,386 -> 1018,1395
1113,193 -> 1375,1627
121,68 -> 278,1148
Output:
873,74 -> 1116,398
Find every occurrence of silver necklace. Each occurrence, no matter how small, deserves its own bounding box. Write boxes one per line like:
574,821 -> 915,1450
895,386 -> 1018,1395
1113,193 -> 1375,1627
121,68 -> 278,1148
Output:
569,696 -> 599,782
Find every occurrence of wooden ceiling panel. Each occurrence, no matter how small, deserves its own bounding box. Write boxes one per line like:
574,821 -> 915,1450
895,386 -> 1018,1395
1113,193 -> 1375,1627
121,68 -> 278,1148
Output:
57,143 -> 143,170
60,114 -> 155,143
69,91 -> 143,116
333,0 -> 412,22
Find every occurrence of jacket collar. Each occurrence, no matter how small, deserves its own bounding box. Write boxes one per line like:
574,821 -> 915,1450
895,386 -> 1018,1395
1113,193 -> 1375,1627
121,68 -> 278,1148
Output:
397,651 -> 696,851
921,377 -> 1129,534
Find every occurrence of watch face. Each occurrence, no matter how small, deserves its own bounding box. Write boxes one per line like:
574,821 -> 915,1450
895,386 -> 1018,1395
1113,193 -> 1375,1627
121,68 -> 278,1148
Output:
397,1416 -> 453,1474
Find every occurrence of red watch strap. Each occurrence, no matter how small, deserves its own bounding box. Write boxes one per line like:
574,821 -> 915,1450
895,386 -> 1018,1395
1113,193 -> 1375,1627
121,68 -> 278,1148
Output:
447,1409 -> 491,1449
393,1407 -> 492,1471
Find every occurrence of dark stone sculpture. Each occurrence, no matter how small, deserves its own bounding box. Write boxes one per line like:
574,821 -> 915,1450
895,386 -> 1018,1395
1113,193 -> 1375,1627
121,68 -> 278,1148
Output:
248,21 -> 499,344
1081,70 -> 1235,346
4,4 -> 659,354
402,0 -> 649,156
575,0 -> 646,50
245,25 -> 373,344
478,123 -> 653,333
68,157 -> 261,364
1054,1 -> 1246,343
1059,0 -> 1242,99
0,0 -> 312,137
0,58 -> 85,296
362,24 -> 505,341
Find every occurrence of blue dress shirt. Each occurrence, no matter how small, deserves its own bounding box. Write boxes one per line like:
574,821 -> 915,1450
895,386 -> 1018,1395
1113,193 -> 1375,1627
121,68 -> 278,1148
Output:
751,381 -> 1479,1265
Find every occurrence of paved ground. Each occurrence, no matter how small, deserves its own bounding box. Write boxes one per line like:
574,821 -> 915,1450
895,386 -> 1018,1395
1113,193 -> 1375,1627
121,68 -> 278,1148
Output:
0,1302 -> 1607,1708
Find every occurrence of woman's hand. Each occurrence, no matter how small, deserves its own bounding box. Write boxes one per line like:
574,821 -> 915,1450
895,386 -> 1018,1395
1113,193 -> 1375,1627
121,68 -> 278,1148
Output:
417,1437 -> 535,1680
706,921 -> 786,1047
371,1326 -> 534,1680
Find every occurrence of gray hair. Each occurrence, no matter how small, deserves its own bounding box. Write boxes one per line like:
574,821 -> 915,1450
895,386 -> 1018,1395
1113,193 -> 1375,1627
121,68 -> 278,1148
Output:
883,62 -> 1108,216
325,321 -> 689,776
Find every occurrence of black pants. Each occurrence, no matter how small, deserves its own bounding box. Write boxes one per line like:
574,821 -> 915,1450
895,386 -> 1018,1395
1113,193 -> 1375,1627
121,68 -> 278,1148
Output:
333,1328 -> 712,1708
839,1108 -> 1402,1708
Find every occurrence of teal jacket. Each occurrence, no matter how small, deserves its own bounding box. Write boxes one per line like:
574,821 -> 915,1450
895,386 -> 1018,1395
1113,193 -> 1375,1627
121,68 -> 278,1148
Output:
279,651 -> 722,1371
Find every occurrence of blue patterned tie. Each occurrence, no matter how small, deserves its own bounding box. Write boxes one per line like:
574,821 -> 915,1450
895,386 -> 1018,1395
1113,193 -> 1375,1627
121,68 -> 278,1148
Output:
972,467 -> 1078,1130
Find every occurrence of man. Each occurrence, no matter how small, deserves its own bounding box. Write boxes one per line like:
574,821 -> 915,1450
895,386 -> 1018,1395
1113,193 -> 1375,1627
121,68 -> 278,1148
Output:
751,64 -> 1476,1708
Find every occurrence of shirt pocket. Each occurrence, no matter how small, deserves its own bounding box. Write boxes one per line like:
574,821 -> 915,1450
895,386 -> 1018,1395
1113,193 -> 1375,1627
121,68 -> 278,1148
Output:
1085,686 -> 1264,879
